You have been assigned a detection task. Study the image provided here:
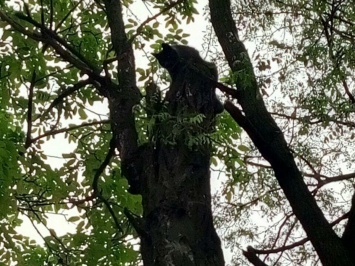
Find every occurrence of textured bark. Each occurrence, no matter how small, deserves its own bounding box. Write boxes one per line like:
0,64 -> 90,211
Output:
135,44 -> 224,265
103,1 -> 224,265
137,143 -> 224,265
102,0 -> 142,194
209,0 -> 355,265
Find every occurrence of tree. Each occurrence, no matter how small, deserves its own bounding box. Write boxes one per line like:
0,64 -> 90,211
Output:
210,0 -> 355,264
1,0 -> 355,265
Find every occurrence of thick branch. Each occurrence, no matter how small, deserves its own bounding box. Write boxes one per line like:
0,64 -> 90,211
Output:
322,172 -> 355,184
243,246 -> 269,266
15,12 -> 98,72
0,10 -> 44,42
101,1 -> 141,193
0,10 -> 97,76
1,10 -> 113,90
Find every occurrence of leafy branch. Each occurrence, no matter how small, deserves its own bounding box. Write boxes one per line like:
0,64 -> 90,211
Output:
30,120 -> 110,145
37,79 -> 94,121
127,0 -> 185,44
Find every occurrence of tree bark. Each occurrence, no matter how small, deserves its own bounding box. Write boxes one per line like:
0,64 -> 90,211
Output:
137,142 -> 224,265
103,2 -> 224,265
101,0 -> 142,195
135,45 -> 225,265
209,0 -> 355,265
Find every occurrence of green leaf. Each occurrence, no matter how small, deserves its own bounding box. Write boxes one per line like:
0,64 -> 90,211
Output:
68,216 -> 81,222
237,145 -> 250,152
78,108 -> 88,119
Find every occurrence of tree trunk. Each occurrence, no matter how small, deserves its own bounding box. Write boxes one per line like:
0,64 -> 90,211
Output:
137,142 -> 224,265
131,44 -> 225,265
102,0 -> 224,264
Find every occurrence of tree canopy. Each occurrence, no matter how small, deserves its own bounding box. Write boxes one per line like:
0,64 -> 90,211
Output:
0,0 -> 355,265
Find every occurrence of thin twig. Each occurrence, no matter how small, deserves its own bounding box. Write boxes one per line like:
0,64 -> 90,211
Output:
25,71 -> 37,148
31,120 -> 109,144
37,79 -> 93,121
127,0 -> 184,44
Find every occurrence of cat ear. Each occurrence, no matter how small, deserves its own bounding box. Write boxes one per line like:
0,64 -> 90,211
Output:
161,43 -> 170,49
152,43 -> 169,58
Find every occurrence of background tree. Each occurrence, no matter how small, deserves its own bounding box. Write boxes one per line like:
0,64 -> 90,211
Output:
1,0 -> 355,265
210,0 -> 355,265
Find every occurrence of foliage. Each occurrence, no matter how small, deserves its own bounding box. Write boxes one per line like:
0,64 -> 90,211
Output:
1,0 -> 355,265
211,0 -> 355,264
0,0 -> 229,265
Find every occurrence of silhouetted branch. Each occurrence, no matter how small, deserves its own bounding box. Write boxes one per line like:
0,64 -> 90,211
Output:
271,112 -> 355,128
124,208 -> 147,238
92,137 -> 116,197
37,79 -> 93,121
243,246 -> 269,266
31,120 -> 109,144
25,71 -> 37,149
251,211 -> 349,255
15,11 -> 98,72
